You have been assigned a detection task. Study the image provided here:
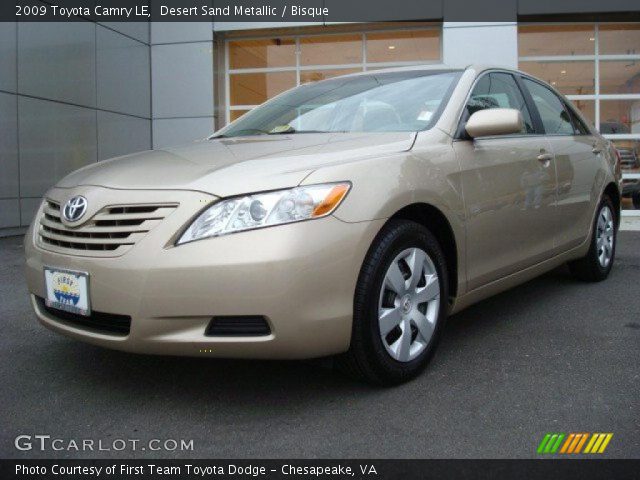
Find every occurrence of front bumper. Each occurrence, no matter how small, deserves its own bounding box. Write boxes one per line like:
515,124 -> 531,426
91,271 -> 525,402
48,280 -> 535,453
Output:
25,187 -> 385,359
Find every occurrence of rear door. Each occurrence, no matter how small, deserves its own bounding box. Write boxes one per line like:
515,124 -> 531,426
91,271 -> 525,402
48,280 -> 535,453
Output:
454,72 -> 558,291
520,77 -> 602,253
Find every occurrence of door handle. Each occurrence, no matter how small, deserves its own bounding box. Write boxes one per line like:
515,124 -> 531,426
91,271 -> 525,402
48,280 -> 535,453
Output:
592,145 -> 603,154
537,153 -> 553,162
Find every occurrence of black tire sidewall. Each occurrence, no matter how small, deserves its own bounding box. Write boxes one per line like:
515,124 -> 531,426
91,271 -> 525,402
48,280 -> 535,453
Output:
590,197 -> 617,278
354,220 -> 448,383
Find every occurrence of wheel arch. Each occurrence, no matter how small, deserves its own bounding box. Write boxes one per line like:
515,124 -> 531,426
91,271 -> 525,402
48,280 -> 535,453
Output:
603,182 -> 621,227
387,203 -> 459,301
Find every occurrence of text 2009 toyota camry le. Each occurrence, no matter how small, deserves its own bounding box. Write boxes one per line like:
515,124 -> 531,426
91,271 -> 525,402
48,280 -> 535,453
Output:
25,65 -> 621,384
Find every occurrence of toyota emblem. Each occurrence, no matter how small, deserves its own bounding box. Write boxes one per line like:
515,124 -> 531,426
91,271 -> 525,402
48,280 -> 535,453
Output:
62,196 -> 88,222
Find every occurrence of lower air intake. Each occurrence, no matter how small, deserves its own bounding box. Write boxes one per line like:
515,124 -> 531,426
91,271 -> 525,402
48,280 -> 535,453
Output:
206,316 -> 271,337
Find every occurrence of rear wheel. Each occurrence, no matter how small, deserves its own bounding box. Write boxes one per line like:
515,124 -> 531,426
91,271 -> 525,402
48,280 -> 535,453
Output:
568,196 -> 617,282
337,220 -> 448,385
632,191 -> 640,210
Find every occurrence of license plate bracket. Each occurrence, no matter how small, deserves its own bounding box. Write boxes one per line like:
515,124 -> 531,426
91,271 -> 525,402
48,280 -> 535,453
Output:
44,267 -> 91,316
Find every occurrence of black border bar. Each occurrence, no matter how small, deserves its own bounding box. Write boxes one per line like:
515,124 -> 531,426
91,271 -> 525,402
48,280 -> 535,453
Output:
3,459 -> 640,480
3,0 -> 640,22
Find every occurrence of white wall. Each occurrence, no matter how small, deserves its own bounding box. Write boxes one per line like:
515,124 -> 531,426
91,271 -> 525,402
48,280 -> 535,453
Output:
442,22 -> 518,69
151,22 -> 215,148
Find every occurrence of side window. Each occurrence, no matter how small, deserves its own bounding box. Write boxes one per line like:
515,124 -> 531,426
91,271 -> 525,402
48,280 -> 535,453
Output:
466,72 -> 535,134
522,78 -> 575,135
565,103 -> 590,135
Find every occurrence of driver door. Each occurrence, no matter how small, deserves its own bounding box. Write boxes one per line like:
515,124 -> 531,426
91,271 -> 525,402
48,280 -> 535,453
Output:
453,72 -> 558,291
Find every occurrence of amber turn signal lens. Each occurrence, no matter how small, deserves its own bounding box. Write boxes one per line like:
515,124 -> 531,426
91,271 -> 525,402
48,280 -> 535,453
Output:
311,183 -> 350,218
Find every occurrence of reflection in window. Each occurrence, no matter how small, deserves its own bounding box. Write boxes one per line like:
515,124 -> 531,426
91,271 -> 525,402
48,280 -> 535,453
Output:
599,60 -> 640,95
523,78 -> 575,135
600,100 -> 640,134
518,25 -> 595,57
518,61 -> 594,95
366,30 -> 440,63
599,24 -> 640,55
299,35 -> 362,66
300,68 -> 361,84
230,110 -> 250,122
230,72 -> 296,106
229,38 -> 296,69
467,73 -> 535,134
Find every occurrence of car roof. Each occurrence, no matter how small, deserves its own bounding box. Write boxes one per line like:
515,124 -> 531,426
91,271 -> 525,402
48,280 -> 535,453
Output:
319,64 -> 523,80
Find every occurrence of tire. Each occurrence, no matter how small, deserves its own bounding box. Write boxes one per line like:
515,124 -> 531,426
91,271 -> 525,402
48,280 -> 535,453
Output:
633,191 -> 640,210
568,195 -> 617,282
337,220 -> 449,385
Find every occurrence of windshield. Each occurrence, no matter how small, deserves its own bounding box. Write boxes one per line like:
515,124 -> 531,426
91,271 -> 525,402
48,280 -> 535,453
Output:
215,70 -> 461,138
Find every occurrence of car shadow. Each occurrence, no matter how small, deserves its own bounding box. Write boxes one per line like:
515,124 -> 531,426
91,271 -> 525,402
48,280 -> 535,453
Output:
46,264 -> 580,402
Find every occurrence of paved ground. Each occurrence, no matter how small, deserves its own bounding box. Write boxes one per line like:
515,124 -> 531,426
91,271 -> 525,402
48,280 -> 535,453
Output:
1,233 -> 638,459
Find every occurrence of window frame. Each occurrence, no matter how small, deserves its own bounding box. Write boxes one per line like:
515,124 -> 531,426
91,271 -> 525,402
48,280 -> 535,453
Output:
520,75 -> 587,137
455,69 -> 545,140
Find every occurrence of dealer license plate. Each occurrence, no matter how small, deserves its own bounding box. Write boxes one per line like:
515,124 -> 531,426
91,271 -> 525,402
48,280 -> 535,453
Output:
44,267 -> 91,316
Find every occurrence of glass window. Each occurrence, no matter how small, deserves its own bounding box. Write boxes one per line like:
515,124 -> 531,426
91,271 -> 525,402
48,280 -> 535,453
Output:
600,99 -> 640,134
599,60 -> 640,95
613,140 -> 640,170
523,78 -> 575,135
230,72 -> 296,106
564,103 -> 590,135
366,30 -> 440,63
300,68 -> 362,84
518,25 -> 595,57
518,61 -> 594,95
599,24 -> 640,55
466,73 -> 535,134
229,38 -> 296,69
300,35 -> 362,66
230,110 -> 250,122
217,71 -> 460,137
572,99 -> 595,127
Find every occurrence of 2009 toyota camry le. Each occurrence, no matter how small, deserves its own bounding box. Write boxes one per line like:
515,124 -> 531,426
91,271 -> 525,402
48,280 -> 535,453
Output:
25,65 -> 621,384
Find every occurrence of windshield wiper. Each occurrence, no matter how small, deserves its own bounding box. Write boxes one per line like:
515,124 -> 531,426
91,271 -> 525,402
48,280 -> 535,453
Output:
211,129 -> 270,139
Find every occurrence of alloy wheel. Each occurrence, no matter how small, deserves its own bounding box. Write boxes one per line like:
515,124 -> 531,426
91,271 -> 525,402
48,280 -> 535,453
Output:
596,205 -> 615,268
378,248 -> 440,362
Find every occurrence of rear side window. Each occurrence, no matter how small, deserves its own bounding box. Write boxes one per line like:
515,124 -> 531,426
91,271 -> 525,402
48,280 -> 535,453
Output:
466,72 -> 535,134
522,78 -> 575,135
565,104 -> 590,135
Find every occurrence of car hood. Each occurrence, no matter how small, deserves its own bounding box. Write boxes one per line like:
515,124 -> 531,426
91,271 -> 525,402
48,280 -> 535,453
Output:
57,132 -> 416,197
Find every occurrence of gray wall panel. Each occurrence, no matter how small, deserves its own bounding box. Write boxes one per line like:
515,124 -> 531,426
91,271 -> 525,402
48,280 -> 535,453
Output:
18,21 -> 96,107
151,22 -> 213,44
20,197 -> 42,227
0,199 -> 20,229
100,21 -> 150,44
151,42 -> 214,118
152,117 -> 214,149
0,22 -> 17,93
97,25 -> 151,118
98,111 -> 151,160
18,97 -> 97,198
0,93 -> 19,199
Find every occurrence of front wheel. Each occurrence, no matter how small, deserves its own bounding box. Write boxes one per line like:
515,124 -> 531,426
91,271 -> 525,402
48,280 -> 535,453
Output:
337,220 -> 448,385
568,196 -> 617,282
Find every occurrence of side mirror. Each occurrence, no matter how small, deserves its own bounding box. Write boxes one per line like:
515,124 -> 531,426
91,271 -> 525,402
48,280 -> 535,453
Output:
465,108 -> 523,138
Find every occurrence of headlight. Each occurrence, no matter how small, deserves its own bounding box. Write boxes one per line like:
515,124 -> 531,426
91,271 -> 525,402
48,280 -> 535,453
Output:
177,182 -> 351,245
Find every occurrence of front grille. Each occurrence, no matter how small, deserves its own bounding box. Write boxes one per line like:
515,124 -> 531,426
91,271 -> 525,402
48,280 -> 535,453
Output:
38,199 -> 177,257
206,316 -> 271,336
36,296 -> 131,336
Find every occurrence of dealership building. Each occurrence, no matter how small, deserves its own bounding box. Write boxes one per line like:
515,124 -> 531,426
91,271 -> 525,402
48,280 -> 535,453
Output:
1,7 -> 639,235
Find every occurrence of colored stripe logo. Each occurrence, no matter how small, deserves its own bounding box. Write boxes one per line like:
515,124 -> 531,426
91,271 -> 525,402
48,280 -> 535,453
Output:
537,433 -> 613,454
